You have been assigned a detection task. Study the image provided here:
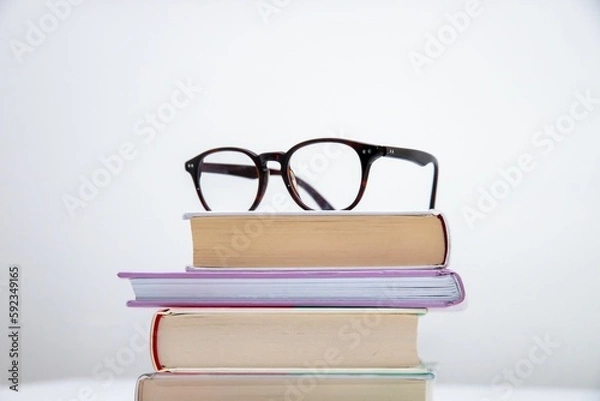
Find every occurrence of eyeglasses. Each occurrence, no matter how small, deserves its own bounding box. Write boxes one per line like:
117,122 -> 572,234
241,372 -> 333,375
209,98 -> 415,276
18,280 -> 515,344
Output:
185,138 -> 438,211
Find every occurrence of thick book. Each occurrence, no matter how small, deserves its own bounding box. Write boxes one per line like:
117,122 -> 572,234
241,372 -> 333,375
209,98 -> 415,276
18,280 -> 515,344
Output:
118,268 -> 465,308
136,371 -> 434,401
184,211 -> 449,268
147,308 -> 424,371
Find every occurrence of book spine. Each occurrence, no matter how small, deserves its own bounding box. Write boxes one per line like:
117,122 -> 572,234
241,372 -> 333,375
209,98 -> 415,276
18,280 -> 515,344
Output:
436,212 -> 450,267
449,271 -> 466,306
135,373 -> 152,401
150,310 -> 168,371
433,269 -> 466,306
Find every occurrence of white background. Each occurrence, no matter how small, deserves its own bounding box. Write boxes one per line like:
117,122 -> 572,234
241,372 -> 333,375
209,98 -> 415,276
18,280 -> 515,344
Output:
1,0 -> 600,399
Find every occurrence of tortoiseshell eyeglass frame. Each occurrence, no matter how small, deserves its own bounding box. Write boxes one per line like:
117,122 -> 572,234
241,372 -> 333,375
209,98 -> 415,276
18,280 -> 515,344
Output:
185,138 -> 439,211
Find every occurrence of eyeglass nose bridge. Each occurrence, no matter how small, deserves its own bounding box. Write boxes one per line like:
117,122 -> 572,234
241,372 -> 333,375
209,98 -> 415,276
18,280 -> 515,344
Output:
258,151 -> 285,165
250,151 -> 289,210
257,152 -> 287,182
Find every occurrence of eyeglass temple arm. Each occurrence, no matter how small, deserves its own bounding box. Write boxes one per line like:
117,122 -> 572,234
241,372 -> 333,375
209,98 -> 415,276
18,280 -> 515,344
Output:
199,162 -> 334,210
278,169 -> 334,210
383,147 -> 439,209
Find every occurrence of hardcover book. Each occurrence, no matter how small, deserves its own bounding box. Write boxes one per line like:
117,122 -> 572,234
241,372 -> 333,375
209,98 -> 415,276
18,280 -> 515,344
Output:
136,370 -> 434,401
184,211 -> 449,268
148,308 -> 425,371
118,268 -> 465,308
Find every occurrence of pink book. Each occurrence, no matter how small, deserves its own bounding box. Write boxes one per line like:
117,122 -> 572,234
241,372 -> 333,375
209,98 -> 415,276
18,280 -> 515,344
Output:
118,268 -> 465,308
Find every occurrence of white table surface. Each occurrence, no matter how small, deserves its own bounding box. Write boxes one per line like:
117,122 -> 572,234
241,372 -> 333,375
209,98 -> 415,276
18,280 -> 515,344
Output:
1,379 -> 598,400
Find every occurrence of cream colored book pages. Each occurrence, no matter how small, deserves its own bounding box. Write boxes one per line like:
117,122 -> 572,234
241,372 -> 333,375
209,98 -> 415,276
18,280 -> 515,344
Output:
185,211 -> 448,267
137,374 -> 430,401
154,309 -> 421,370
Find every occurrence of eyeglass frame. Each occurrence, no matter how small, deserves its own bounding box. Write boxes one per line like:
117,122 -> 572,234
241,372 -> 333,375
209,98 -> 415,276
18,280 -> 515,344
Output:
185,138 -> 439,211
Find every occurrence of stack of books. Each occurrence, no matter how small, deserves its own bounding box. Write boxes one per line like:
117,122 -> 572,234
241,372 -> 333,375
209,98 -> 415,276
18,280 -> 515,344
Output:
120,211 -> 465,400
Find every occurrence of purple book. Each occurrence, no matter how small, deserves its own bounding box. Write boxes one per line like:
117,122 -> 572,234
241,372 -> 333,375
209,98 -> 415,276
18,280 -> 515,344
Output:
119,268 -> 465,308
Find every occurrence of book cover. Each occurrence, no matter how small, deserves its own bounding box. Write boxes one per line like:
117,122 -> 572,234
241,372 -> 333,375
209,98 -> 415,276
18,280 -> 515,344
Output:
135,370 -> 434,401
118,268 -> 465,308
147,308 -> 426,371
184,211 -> 450,268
